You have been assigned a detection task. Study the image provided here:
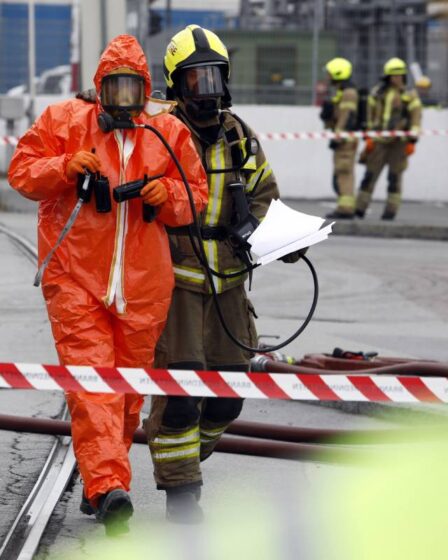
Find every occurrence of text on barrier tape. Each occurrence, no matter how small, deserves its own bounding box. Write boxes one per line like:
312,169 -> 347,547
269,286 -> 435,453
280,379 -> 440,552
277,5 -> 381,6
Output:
2,130 -> 448,147
0,363 -> 447,403
257,129 -> 448,141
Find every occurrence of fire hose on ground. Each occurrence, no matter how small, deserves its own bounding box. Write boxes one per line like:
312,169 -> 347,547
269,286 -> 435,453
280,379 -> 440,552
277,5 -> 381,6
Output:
0,413 -> 445,467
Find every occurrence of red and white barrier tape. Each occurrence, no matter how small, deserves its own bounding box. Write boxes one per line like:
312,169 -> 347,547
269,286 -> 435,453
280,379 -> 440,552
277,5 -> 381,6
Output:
257,129 -> 448,141
0,136 -> 19,147
0,363 -> 447,403
1,130 -> 447,147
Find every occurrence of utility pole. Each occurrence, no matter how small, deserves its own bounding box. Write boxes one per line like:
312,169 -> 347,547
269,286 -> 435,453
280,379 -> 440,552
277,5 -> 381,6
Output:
28,0 -> 36,124
390,0 -> 398,55
166,0 -> 172,30
311,0 -> 324,105
405,7 -> 416,66
70,0 -> 81,92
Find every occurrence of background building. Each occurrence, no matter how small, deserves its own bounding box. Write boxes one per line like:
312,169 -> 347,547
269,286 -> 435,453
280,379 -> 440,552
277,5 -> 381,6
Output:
0,0 -> 447,105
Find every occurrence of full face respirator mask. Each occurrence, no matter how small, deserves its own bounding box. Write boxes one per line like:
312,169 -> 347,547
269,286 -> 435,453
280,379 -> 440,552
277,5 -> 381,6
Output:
100,73 -> 145,121
179,65 -> 225,121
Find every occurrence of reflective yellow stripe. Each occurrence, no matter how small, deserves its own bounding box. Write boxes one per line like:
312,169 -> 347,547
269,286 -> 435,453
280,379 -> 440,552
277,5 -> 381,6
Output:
383,89 -> 396,129
368,96 -> 376,107
204,239 -> 221,292
332,90 -> 343,104
337,195 -> 355,209
408,98 -> 422,111
153,427 -> 199,446
201,426 -> 226,438
340,101 -> 357,111
246,161 -> 272,193
387,193 -> 401,205
205,140 -> 226,225
239,139 -> 257,171
152,442 -> 200,462
173,265 -> 204,284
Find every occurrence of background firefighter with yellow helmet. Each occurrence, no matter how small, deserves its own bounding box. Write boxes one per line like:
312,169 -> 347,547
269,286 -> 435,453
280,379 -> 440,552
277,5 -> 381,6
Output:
355,57 -> 422,220
320,57 -> 359,219
142,24 -> 299,523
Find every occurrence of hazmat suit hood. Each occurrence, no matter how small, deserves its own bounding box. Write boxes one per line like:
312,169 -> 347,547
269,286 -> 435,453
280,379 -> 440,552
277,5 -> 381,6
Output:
94,34 -> 152,99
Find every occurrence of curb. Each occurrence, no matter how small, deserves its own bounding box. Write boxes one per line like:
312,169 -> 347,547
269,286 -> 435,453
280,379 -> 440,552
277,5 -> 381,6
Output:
332,221 -> 448,241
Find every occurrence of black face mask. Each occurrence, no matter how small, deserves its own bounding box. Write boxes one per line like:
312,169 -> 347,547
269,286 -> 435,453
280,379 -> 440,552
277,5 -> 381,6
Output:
185,98 -> 220,121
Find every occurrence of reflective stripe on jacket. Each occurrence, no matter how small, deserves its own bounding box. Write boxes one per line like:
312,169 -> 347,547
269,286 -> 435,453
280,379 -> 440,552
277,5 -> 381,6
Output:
169,110 -> 280,294
367,85 -> 422,138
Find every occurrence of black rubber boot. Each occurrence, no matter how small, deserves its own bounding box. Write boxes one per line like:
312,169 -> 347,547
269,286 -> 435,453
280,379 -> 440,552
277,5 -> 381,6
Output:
80,492 -> 96,516
381,210 -> 396,221
95,489 -> 134,535
355,209 -> 365,219
166,487 -> 203,525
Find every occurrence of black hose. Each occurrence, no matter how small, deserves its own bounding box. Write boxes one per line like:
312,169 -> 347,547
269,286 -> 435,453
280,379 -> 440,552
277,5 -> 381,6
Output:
142,123 -> 319,353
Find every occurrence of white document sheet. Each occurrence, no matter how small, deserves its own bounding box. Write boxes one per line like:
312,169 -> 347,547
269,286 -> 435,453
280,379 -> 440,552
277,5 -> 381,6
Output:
248,200 -> 334,266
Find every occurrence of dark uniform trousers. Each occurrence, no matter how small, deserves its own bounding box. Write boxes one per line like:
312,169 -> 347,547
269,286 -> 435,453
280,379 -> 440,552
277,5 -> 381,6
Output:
356,140 -> 408,216
143,284 -> 258,490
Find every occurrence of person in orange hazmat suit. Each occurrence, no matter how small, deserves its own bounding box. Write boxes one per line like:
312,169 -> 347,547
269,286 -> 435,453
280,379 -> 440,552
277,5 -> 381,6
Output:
8,34 -> 208,532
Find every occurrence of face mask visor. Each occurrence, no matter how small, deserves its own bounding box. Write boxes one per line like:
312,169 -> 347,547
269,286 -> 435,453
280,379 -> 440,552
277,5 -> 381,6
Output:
100,73 -> 146,114
180,66 -> 225,99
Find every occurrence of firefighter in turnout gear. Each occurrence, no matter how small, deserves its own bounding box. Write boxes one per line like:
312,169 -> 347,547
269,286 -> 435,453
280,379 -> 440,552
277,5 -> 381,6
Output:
142,25 -> 293,523
320,57 -> 359,219
355,58 -> 422,220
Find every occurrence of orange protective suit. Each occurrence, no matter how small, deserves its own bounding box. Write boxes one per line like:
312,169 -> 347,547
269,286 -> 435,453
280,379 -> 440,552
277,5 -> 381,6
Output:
8,35 -> 208,505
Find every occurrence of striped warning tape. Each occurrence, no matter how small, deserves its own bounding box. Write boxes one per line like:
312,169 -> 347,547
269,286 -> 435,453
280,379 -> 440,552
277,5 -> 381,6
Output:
2,130 -> 447,146
257,129 -> 448,141
0,136 -> 19,146
0,363 -> 447,403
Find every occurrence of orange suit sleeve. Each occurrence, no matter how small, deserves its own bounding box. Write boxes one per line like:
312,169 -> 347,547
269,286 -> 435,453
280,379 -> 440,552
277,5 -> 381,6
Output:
8,105 -> 74,201
156,121 -> 208,227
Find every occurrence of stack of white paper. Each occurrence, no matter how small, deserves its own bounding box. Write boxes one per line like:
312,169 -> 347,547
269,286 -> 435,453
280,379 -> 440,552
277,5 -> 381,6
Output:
248,199 -> 334,266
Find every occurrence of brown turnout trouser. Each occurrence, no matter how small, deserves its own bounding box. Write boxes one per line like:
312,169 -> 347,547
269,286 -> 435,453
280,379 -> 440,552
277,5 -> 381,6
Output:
356,140 -> 408,216
332,141 -> 358,215
143,284 -> 258,490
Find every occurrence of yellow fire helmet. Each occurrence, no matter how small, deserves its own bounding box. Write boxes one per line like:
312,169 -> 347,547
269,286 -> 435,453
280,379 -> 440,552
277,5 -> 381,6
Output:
325,58 -> 352,81
164,24 -> 230,90
384,57 -> 407,76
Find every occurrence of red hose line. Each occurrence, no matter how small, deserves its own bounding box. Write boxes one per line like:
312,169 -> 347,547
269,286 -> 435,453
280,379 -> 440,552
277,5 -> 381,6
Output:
0,413 -> 363,464
252,357 -> 448,377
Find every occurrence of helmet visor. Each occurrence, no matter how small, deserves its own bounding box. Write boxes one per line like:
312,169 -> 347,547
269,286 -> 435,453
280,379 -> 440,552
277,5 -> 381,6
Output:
101,74 -> 145,110
180,66 -> 225,98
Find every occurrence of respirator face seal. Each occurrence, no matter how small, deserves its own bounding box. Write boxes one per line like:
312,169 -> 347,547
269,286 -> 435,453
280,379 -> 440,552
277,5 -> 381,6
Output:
100,73 -> 145,116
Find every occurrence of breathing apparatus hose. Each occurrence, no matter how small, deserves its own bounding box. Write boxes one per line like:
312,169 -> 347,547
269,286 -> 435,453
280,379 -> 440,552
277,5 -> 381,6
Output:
136,123 -> 319,353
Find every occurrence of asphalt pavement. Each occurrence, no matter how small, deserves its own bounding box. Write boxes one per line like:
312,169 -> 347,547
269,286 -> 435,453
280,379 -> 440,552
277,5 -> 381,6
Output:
1,194 -> 447,558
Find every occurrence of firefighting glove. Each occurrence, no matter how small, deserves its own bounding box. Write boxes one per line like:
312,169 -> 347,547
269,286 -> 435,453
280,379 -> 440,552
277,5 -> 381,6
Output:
140,179 -> 168,206
365,138 -> 375,153
279,247 -> 309,264
405,142 -> 416,156
76,88 -> 96,103
66,151 -> 101,180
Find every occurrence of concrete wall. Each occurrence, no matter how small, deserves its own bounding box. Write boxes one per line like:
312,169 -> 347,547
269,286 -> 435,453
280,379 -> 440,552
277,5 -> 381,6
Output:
234,105 -> 448,202
1,104 -> 447,202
